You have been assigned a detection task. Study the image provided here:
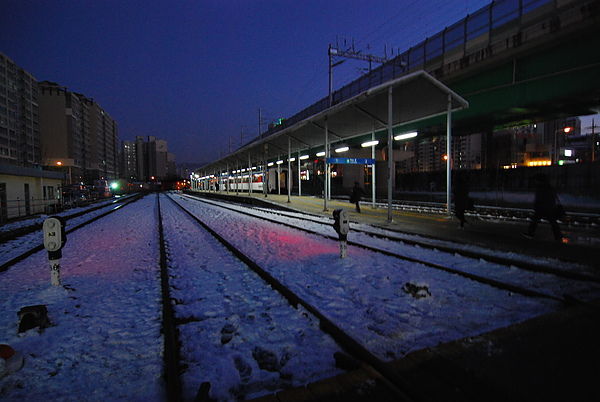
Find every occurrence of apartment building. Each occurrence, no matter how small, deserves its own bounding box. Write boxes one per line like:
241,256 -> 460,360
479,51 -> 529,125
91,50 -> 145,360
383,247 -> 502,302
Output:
0,54 -> 62,220
0,53 -> 40,167
38,81 -> 118,183
125,135 -> 175,181
121,140 -> 138,180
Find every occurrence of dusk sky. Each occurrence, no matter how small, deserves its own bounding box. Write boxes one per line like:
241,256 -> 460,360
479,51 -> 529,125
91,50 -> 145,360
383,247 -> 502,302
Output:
1,0 -> 495,164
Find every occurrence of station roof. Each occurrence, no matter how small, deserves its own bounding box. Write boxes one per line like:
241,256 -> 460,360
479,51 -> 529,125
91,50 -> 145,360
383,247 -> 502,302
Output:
201,70 -> 468,172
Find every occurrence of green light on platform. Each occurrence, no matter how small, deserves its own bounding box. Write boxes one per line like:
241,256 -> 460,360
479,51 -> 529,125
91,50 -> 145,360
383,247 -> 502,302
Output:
558,160 -> 565,166
110,182 -> 119,190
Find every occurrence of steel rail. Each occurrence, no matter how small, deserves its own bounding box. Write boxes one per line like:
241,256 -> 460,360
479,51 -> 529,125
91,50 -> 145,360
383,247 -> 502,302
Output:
179,193 -> 572,304
165,193 -> 419,402
0,193 -> 145,273
0,194 -> 139,243
156,194 -> 183,401
184,193 -> 600,284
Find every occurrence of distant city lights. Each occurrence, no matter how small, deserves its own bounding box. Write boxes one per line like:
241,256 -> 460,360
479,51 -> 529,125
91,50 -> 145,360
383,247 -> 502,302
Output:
527,160 -> 552,166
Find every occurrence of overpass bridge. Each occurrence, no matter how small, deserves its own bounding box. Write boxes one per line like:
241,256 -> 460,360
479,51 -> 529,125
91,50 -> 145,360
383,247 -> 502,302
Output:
267,0 -> 600,140
195,0 -> 600,214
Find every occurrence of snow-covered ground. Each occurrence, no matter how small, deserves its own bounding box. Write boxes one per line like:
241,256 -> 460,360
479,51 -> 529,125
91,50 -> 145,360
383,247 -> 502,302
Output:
171,194 -> 568,361
192,195 -> 600,298
161,194 -> 341,400
1,195 -> 163,401
2,192 -> 597,401
0,196 -> 126,237
0,197 -> 136,268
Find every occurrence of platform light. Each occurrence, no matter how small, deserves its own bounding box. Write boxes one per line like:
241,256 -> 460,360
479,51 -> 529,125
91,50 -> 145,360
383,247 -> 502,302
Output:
361,140 -> 379,147
267,162 -> 274,167
564,149 -> 573,157
56,161 -> 63,166
316,151 -> 326,157
394,131 -> 418,141
276,160 -> 284,165
299,154 -> 309,160
288,157 -> 296,162
110,182 -> 119,190
335,145 -> 349,153
241,168 -> 246,172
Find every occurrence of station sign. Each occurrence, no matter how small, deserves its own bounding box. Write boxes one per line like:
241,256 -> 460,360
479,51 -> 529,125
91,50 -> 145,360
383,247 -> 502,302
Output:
325,157 -> 375,165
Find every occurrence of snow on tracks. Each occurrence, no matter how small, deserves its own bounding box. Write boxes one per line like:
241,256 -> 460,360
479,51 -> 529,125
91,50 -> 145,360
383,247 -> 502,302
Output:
160,194 -> 341,401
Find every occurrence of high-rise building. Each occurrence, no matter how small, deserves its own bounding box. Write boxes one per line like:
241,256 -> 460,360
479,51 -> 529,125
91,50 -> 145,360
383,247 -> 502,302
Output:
135,136 -> 146,181
0,53 -> 40,167
147,136 -> 168,180
126,135 -> 174,181
0,54 -> 63,221
121,140 -> 138,180
38,81 -> 118,183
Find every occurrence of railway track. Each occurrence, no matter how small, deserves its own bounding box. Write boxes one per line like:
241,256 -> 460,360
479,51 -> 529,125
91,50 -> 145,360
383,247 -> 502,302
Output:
0,194 -> 138,244
331,197 -> 600,227
0,193 -> 144,273
249,204 -> 600,281
158,193 -> 413,401
180,193 -> 600,302
164,193 -> 600,399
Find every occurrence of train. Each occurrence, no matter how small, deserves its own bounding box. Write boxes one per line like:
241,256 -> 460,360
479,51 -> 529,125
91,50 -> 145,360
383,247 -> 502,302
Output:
207,168 -> 291,193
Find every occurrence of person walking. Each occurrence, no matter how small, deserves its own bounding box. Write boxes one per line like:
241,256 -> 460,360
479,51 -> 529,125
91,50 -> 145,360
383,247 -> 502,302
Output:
522,173 -> 567,243
453,174 -> 470,229
350,182 -> 365,213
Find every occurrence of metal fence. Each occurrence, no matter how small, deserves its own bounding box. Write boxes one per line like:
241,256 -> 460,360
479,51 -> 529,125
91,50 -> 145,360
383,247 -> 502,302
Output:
0,197 -> 61,224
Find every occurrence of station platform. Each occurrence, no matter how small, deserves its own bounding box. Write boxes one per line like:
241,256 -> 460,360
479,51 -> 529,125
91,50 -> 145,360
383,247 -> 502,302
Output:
189,190 -> 600,269
188,190 -> 600,401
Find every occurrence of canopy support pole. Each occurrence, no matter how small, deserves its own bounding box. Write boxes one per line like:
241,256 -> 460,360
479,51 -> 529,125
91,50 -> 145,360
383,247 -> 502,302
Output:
287,137 -> 291,203
387,86 -> 393,223
248,154 -> 252,195
324,118 -> 329,212
298,150 -> 301,197
371,126 -> 376,208
446,93 -> 452,216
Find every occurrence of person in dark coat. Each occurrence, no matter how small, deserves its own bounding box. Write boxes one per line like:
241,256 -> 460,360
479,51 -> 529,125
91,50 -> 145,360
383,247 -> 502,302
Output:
350,182 -> 365,213
522,174 -> 565,242
453,174 -> 470,229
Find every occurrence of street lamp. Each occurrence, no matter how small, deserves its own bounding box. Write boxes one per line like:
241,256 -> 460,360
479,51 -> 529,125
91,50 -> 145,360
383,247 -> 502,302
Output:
55,161 -> 72,184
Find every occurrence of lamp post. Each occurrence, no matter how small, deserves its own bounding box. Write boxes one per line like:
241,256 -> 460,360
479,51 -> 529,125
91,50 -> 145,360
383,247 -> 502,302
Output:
554,126 -> 573,164
55,161 -> 72,185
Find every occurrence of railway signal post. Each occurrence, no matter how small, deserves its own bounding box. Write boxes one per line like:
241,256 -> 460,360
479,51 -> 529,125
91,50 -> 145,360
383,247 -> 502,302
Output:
42,216 -> 67,286
333,209 -> 349,258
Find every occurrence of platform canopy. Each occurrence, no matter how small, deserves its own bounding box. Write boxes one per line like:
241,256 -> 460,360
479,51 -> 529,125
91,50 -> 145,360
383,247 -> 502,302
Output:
204,70 -> 467,168
198,70 -> 468,220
